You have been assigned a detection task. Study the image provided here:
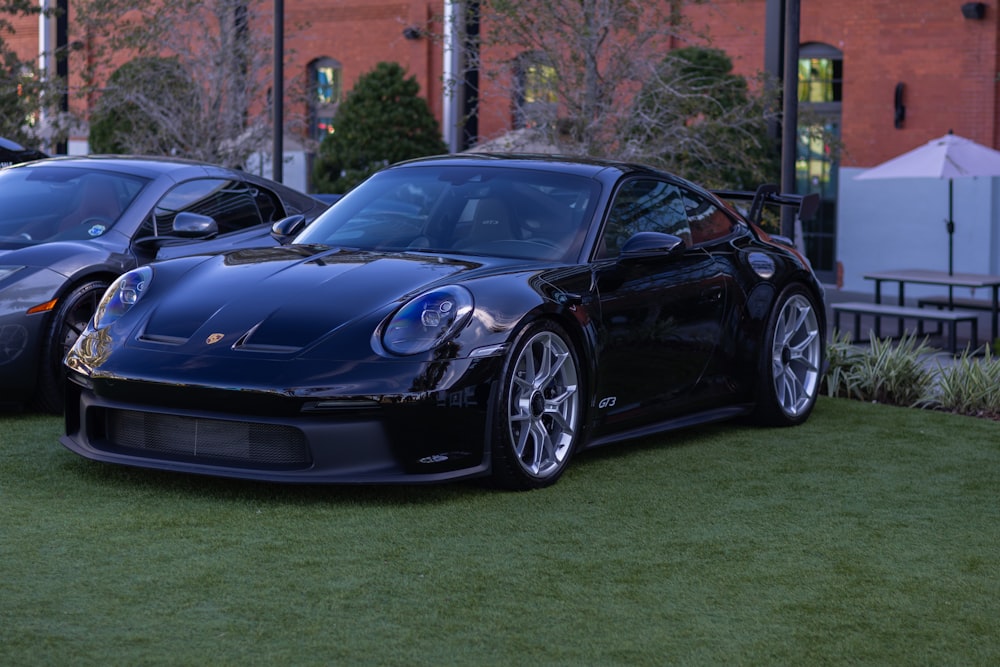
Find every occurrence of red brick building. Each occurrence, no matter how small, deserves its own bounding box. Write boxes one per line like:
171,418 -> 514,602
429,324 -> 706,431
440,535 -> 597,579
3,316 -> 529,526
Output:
9,1 -> 1000,284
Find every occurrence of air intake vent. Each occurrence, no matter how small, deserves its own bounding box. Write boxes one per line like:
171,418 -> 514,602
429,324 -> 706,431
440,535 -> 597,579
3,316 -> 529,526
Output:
104,409 -> 311,469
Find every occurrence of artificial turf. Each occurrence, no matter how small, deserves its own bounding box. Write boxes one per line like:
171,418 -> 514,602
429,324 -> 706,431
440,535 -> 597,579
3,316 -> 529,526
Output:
1,397 -> 997,665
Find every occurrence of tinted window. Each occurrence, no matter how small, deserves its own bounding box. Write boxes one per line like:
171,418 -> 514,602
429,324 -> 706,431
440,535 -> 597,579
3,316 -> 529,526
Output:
0,165 -> 149,244
146,178 -> 263,236
601,179 -> 690,258
680,188 -> 734,244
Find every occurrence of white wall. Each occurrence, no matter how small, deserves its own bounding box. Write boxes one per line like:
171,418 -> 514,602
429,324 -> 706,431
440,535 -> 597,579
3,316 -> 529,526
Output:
245,150 -> 312,194
836,167 -> 1000,299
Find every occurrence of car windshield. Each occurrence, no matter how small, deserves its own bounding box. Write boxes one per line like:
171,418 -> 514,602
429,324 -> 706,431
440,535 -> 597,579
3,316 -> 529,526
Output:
295,164 -> 601,261
0,165 -> 149,246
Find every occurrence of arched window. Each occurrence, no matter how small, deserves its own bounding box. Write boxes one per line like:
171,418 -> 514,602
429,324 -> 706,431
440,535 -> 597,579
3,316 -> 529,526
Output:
512,52 -> 558,130
308,57 -> 342,141
797,43 -> 842,283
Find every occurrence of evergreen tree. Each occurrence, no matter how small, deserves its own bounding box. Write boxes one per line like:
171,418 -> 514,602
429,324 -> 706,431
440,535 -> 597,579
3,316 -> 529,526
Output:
313,62 -> 447,193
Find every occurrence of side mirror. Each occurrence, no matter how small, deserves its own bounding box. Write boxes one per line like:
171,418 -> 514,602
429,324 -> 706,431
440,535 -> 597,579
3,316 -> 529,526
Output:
619,231 -> 685,260
270,214 -> 307,244
172,212 -> 218,238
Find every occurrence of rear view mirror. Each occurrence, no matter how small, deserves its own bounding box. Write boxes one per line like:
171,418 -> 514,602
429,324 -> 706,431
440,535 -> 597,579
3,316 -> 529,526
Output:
619,231 -> 685,260
271,214 -> 307,244
172,212 -> 218,238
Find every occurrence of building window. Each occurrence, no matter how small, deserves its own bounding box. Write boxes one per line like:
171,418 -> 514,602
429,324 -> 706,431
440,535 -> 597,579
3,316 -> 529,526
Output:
796,43 -> 842,284
798,57 -> 842,104
308,57 -> 341,141
513,53 -> 558,129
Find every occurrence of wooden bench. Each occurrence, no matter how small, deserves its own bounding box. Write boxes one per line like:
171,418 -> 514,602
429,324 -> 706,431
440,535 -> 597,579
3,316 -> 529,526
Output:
831,301 -> 979,353
916,295 -> 994,311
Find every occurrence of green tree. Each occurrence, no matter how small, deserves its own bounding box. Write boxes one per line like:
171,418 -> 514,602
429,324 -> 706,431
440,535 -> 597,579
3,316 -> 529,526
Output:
627,46 -> 779,189
313,62 -> 447,193
88,57 -> 199,155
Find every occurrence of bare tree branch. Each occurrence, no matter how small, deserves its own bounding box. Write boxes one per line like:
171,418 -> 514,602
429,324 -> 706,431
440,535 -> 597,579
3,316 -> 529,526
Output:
71,0 -> 293,166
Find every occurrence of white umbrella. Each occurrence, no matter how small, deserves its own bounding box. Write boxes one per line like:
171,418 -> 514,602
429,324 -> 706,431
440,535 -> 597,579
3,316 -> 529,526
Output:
855,131 -> 1000,274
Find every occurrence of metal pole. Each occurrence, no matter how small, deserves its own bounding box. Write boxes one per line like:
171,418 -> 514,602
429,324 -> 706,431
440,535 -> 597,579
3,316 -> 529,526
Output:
272,0 -> 284,181
948,178 -> 955,275
763,0 -> 784,145
442,0 -> 462,153
779,0 -> 800,240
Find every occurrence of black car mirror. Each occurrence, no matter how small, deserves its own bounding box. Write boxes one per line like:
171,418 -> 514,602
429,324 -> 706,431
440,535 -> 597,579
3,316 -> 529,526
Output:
618,231 -> 685,261
271,214 -> 307,243
172,212 -> 218,238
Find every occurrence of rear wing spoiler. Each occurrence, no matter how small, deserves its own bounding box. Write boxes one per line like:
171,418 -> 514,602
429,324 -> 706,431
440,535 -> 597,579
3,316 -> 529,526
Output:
712,184 -> 820,226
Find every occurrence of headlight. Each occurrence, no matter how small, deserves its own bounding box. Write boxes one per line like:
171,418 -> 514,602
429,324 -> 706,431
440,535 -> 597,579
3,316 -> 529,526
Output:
380,285 -> 474,355
93,266 -> 153,329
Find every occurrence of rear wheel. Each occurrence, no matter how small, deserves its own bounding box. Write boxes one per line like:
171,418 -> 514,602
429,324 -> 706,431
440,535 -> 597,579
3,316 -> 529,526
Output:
33,280 -> 108,414
490,321 -> 582,490
752,285 -> 823,426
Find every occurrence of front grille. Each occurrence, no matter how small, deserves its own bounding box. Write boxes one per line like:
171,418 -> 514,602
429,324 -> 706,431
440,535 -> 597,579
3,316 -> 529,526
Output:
103,409 -> 311,469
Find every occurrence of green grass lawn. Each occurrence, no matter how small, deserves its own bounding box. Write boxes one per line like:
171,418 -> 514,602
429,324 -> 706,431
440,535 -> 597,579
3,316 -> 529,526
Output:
1,397 -> 998,666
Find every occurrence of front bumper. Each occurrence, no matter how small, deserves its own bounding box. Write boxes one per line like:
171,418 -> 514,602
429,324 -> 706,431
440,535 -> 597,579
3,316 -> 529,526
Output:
61,355 -> 502,484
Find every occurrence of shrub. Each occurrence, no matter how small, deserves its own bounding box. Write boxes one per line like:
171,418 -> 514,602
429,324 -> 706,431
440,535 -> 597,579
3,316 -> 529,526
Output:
824,332 -> 1000,419
823,331 -> 935,407
922,348 -> 1000,418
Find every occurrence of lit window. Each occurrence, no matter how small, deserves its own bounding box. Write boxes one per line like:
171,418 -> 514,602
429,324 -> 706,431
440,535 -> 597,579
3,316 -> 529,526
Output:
308,58 -> 342,141
524,64 -> 558,105
315,65 -> 341,105
514,53 -> 558,129
798,57 -> 842,103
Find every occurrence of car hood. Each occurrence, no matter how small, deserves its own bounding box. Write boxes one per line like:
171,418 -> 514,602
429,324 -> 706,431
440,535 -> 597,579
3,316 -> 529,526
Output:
138,245 -> 493,354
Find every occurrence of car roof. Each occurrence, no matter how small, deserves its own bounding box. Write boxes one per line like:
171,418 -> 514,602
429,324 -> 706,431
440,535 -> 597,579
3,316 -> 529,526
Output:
7,154 -> 238,179
391,152 -> 667,180
389,153 -> 729,204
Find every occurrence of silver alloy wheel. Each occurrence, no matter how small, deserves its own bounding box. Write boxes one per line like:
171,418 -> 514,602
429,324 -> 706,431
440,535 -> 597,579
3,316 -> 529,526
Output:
770,293 -> 822,417
506,330 -> 580,479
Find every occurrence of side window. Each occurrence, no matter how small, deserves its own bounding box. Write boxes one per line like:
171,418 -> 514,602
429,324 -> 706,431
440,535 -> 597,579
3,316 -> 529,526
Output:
680,188 -> 734,245
600,179 -> 689,258
252,186 -> 284,223
146,178 -> 264,236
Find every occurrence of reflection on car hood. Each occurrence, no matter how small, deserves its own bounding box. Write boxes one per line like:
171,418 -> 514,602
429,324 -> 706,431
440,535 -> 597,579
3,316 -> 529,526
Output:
140,246 -> 485,352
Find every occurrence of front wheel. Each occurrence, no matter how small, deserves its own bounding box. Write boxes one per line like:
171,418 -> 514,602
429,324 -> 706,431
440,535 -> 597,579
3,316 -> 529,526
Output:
33,279 -> 108,414
490,321 -> 582,490
752,285 -> 824,426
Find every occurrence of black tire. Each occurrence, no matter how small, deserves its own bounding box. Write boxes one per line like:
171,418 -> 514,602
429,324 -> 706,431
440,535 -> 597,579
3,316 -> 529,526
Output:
751,284 -> 824,426
489,320 -> 583,490
33,279 -> 108,414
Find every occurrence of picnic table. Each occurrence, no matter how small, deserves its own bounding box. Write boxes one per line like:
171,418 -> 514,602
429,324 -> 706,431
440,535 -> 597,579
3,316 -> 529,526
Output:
862,268 -> 1000,343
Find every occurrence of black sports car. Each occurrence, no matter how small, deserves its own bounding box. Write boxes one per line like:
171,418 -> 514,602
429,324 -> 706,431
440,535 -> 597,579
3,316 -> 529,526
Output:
62,154 -> 826,490
0,136 -> 47,167
0,155 -> 329,412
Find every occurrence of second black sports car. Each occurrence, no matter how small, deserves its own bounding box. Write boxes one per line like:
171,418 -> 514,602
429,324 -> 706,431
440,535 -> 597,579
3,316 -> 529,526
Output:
62,154 -> 826,489
0,155 -> 329,412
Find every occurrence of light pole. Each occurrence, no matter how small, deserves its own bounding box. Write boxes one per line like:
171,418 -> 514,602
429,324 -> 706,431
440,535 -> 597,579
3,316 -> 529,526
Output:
764,0 -> 801,241
272,0 -> 284,181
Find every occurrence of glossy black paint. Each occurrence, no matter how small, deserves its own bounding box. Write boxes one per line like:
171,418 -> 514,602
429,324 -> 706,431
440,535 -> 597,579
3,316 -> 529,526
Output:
0,137 -> 47,167
0,155 -> 329,410
61,154 -> 826,484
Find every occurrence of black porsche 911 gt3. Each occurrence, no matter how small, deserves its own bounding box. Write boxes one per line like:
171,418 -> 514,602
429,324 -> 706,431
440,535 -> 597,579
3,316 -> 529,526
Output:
61,154 -> 826,490
0,155 -> 329,412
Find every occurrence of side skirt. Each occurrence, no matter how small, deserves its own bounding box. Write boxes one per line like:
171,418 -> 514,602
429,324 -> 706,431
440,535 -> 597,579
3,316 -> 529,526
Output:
580,403 -> 755,451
